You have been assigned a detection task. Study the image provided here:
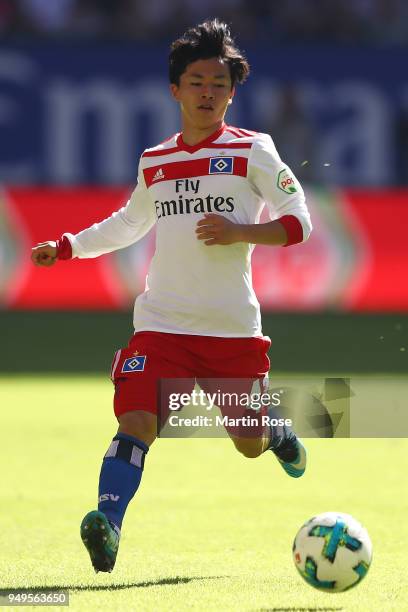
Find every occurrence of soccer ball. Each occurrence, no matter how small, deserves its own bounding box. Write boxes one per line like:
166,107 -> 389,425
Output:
293,512 -> 372,592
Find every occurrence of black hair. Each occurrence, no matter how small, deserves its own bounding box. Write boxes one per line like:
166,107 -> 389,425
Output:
169,19 -> 250,88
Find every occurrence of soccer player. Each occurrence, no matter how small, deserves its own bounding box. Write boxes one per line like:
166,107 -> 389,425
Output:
31,19 -> 312,573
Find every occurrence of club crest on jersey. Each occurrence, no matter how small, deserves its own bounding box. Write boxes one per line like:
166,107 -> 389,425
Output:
121,356 -> 146,373
277,168 -> 298,194
209,157 -> 234,174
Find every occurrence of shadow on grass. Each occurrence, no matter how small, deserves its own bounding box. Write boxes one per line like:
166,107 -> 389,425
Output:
259,607 -> 343,611
0,575 -> 227,593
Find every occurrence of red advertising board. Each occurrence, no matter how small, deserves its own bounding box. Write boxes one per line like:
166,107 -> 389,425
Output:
1,187 -> 407,311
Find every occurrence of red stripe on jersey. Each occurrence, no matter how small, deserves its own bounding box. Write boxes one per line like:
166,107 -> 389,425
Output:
143,156 -> 248,188
142,146 -> 181,158
226,127 -> 244,138
237,128 -> 258,136
203,143 -> 252,149
227,126 -> 258,138
142,142 -> 252,159
176,123 -> 228,153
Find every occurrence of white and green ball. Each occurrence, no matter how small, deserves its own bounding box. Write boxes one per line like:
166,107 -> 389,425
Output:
293,512 -> 372,592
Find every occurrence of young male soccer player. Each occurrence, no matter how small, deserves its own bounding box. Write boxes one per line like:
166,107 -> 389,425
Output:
31,19 -> 312,573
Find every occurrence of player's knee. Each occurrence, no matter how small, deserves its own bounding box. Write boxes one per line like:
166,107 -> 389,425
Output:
238,447 -> 262,459
233,439 -> 263,459
118,410 -> 157,446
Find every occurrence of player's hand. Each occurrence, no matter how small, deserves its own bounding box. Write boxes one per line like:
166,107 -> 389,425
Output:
196,213 -> 242,246
31,241 -> 58,267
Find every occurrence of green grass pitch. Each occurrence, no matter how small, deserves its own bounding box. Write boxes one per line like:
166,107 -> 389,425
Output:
0,376 -> 407,611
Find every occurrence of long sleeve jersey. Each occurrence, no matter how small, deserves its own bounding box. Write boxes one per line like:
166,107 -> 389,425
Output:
63,124 -> 312,337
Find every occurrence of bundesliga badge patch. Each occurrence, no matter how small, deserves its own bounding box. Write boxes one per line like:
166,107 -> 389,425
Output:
209,156 -> 234,174
121,356 -> 146,373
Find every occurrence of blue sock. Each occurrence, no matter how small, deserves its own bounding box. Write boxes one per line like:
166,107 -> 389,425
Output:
98,432 -> 149,529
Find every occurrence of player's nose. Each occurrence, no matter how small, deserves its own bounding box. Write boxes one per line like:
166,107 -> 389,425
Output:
201,86 -> 215,99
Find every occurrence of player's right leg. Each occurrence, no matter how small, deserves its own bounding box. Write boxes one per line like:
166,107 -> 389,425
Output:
81,410 -> 156,573
80,331 -> 194,573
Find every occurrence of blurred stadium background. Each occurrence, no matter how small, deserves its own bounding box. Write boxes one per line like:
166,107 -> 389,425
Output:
1,0 -> 407,374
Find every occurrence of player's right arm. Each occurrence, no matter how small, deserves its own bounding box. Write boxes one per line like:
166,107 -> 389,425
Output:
31,241 -> 58,267
31,163 -> 155,266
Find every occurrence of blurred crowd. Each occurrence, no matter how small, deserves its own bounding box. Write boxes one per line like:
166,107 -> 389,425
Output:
1,0 -> 408,44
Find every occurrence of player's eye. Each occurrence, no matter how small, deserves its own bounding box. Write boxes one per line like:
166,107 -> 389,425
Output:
190,82 -> 201,86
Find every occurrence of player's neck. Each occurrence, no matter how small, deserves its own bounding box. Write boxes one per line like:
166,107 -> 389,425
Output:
181,120 -> 225,146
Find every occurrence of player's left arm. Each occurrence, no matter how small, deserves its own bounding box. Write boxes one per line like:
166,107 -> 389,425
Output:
196,134 -> 312,247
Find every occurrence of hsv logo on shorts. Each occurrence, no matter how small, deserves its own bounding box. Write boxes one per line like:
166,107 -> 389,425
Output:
121,356 -> 146,373
209,157 -> 234,174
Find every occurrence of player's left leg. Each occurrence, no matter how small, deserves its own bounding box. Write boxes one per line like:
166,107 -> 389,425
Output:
263,412 -> 307,478
197,336 -> 307,477
228,394 -> 307,477
229,432 -> 270,458
228,412 -> 306,477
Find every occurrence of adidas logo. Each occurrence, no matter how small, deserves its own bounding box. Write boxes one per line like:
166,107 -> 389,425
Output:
152,168 -> 165,182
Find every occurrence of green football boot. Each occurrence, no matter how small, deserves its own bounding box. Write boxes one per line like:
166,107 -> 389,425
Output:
80,510 -> 120,573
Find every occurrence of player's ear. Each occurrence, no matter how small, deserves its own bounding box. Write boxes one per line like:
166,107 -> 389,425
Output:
170,83 -> 180,101
228,86 -> 236,105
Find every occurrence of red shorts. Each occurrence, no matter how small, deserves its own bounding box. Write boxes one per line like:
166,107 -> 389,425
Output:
110,332 -> 271,425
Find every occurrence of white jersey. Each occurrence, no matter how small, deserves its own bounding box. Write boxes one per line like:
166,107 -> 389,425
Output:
65,124 -> 312,337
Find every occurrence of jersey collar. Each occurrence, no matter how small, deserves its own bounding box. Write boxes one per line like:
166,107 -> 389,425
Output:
176,122 -> 227,153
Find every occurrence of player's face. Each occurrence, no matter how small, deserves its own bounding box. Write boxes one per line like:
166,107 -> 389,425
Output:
171,58 -> 235,131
